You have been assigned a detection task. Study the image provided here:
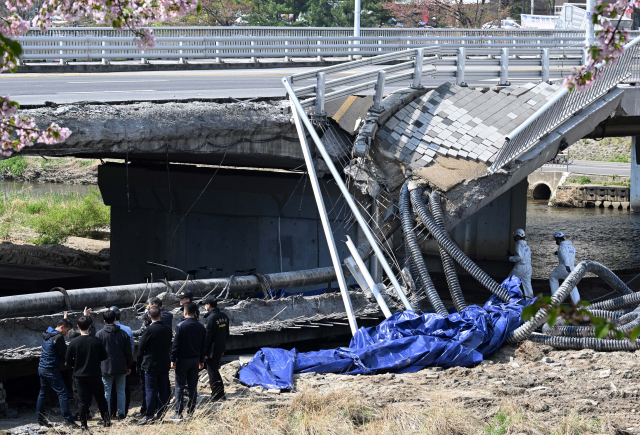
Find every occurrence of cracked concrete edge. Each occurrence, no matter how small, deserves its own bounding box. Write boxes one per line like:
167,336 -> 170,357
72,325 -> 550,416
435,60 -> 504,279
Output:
20,99 -> 295,156
440,89 -> 626,231
352,87 -> 430,158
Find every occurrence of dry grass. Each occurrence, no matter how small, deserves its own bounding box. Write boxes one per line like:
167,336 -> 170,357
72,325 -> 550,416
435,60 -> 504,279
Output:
98,389 -> 621,435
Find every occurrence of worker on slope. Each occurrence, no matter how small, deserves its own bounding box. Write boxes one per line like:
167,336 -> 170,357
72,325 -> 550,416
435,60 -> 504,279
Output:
550,231 -> 581,304
508,229 -> 533,299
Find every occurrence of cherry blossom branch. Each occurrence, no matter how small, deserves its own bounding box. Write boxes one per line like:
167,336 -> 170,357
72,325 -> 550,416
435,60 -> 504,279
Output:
564,0 -> 637,92
0,0 -> 200,156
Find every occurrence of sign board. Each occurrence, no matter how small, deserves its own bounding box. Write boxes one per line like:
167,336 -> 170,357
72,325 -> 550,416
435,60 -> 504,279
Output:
521,14 -> 559,29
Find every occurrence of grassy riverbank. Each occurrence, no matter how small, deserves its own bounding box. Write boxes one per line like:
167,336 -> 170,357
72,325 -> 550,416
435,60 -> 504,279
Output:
0,155 -> 98,184
0,188 -> 109,245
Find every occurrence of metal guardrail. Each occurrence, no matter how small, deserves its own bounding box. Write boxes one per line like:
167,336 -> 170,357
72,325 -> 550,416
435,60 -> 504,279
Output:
17,27 -> 586,65
288,47 -> 440,111
488,35 -> 640,173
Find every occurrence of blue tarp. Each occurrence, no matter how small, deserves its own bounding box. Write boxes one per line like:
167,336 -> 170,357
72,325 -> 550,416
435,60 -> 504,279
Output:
239,276 -> 530,390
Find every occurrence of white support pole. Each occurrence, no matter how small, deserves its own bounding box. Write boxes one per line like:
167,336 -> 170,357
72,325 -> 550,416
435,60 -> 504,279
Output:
283,78 -> 413,312
345,236 -> 393,318
59,41 -> 65,65
179,41 -> 186,64
372,70 -> 386,112
499,47 -> 510,86
354,0 -> 361,56
586,0 -> 595,48
289,97 -> 359,335
541,48 -> 550,83
101,41 -> 109,65
456,47 -> 467,87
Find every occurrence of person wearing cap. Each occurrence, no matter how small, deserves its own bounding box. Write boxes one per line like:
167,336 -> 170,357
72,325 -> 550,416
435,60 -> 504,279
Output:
110,306 -> 133,418
132,298 -> 173,419
177,290 -> 200,321
203,297 -> 229,401
507,228 -> 533,299
550,231 -> 581,304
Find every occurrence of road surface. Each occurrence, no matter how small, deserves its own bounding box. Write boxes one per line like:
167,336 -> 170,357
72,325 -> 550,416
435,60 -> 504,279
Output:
0,66 -> 533,105
541,160 -> 630,176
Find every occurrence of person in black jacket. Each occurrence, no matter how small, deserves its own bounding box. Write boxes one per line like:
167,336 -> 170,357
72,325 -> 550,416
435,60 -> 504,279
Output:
203,297 -> 229,401
96,310 -> 133,420
36,316 -> 77,428
137,306 -> 172,426
132,297 -> 173,419
170,302 -> 206,420
65,316 -> 110,431
67,308 -> 96,420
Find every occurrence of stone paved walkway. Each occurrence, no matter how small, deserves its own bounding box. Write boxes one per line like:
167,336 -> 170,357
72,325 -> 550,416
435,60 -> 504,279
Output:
375,81 -> 563,169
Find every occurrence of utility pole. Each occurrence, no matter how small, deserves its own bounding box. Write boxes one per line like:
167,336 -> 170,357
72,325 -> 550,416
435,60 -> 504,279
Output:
586,0 -> 595,47
354,0 -> 361,56
531,0 -> 534,14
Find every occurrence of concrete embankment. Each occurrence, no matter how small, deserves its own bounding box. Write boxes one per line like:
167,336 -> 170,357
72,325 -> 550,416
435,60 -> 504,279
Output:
527,171 -> 631,209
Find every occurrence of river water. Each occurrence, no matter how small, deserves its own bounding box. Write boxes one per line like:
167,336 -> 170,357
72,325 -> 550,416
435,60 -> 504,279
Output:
526,200 -> 640,279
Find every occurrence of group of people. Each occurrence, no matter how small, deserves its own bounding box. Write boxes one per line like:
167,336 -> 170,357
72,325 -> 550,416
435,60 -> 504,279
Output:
35,292 -> 229,431
508,229 -> 580,303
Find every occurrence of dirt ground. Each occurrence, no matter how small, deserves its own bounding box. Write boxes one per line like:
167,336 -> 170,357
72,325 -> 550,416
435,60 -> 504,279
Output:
4,341 -> 640,435
0,233 -> 109,270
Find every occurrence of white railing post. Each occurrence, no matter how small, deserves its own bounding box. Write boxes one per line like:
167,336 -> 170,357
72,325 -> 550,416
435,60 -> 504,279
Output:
348,40 -> 353,61
499,47 -> 510,86
179,41 -> 186,64
542,48 -> 550,83
315,71 -> 326,116
101,41 -> 109,65
411,48 -> 424,88
140,52 -> 148,64
285,40 -> 290,62
59,41 -> 65,65
251,40 -> 257,63
317,40 -> 323,61
215,41 -> 223,63
372,70 -> 386,111
456,47 -> 467,87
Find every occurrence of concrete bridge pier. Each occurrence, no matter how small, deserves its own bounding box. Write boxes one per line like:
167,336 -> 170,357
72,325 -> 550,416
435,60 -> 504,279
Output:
631,136 -> 640,212
418,179 -> 528,280
98,162 -> 360,288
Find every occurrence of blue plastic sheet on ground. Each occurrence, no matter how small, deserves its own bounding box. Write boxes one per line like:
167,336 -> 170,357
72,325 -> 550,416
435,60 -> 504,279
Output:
239,276 -> 530,390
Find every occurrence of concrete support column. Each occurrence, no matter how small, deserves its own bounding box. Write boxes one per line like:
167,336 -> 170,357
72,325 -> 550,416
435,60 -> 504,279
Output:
631,136 -> 640,212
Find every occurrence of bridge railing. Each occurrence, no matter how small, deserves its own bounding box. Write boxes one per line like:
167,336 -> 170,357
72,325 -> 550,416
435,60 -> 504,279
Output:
488,35 -> 640,173
288,46 -> 440,113
17,27 -> 585,64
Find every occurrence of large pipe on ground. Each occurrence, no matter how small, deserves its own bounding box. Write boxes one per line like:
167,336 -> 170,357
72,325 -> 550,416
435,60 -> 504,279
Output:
0,214 -> 402,318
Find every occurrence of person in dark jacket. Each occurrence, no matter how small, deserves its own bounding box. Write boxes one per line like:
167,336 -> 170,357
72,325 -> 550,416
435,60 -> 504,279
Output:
137,305 -> 172,425
67,308 -> 96,420
96,310 -> 133,420
110,306 -> 133,418
36,316 -> 77,428
170,302 -> 206,420
177,290 -> 200,321
132,297 -> 172,419
203,297 -> 229,401
66,316 -> 110,430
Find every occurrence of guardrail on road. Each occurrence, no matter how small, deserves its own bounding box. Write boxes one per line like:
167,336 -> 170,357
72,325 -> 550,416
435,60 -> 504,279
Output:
18,27 -> 585,64
489,35 -> 640,173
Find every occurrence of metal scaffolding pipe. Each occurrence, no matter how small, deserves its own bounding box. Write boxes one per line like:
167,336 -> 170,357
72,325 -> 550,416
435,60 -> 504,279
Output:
0,214 -> 402,318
